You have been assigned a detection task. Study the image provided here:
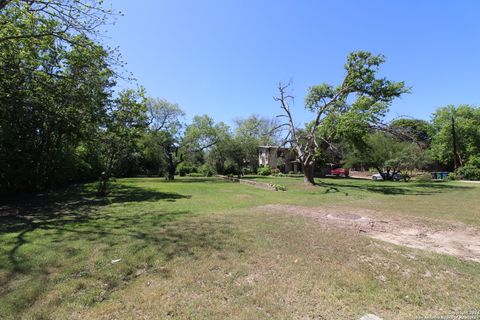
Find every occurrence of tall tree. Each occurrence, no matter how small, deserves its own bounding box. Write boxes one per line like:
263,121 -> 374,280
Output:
145,98 -> 184,180
275,51 -> 408,184
166,115 -> 225,180
233,115 -> 281,172
97,89 -> 148,195
346,132 -> 427,180
0,12 -> 114,192
388,118 -> 433,148
430,105 -> 480,170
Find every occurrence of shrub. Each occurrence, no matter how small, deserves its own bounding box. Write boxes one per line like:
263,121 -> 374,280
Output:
199,164 -> 214,177
455,165 -> 480,181
177,167 -> 188,177
257,165 -> 272,176
368,167 -> 378,174
271,168 -> 280,175
445,173 -> 457,181
224,164 -> 238,176
187,173 -> 203,177
177,163 -> 197,177
243,167 -> 255,175
270,183 -> 287,191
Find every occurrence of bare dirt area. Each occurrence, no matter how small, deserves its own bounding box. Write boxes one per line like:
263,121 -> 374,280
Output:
255,204 -> 480,262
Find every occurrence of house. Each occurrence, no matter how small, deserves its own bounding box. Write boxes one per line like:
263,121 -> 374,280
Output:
258,146 -> 302,173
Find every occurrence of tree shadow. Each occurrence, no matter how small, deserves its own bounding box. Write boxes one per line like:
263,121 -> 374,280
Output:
1,183 -> 190,217
0,214 -> 233,315
129,177 -> 227,184
316,180 -> 474,195
0,183 -> 192,273
170,177 -> 226,183
106,183 -> 192,203
0,183 -> 234,314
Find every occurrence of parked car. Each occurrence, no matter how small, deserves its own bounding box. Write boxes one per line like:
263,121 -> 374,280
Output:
372,172 -> 406,181
330,168 -> 349,177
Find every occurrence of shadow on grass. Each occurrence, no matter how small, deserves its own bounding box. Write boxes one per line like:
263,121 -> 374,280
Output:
0,183 -> 196,274
0,182 -> 236,314
0,219 -> 234,316
317,179 -> 474,195
128,177 -> 227,184
168,177 -> 226,183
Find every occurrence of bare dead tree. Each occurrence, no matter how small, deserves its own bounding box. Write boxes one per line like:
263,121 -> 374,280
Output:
0,0 -> 118,43
274,51 -> 408,185
274,81 -> 338,184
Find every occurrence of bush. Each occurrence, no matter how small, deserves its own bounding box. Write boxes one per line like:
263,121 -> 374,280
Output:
270,183 -> 287,191
368,167 -> 378,174
177,163 -> 197,177
243,167 -> 255,175
445,173 -> 457,181
187,173 -> 203,177
455,165 -> 480,181
257,165 -> 272,176
224,164 -> 239,176
271,168 -> 280,175
199,164 -> 214,177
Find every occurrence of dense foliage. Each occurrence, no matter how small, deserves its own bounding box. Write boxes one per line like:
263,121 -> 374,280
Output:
0,4 -> 115,192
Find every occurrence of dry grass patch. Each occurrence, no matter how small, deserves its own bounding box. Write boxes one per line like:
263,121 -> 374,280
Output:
256,204 -> 480,262
79,211 -> 480,320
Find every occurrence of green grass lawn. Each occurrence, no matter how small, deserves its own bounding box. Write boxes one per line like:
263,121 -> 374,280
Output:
1,177 -> 479,319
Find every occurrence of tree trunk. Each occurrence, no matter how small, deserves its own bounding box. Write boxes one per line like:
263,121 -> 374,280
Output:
303,163 -> 315,185
164,148 -> 175,181
451,115 -> 460,170
166,159 -> 176,181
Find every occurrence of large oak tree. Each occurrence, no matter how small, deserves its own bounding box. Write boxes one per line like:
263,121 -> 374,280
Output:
275,51 -> 408,184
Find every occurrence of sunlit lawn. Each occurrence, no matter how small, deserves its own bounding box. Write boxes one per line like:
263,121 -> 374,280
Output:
1,177 -> 479,319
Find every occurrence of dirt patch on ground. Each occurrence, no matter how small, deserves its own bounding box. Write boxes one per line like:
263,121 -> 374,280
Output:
255,204 -> 480,262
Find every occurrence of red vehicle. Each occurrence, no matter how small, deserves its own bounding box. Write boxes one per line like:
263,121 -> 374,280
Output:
330,168 -> 349,177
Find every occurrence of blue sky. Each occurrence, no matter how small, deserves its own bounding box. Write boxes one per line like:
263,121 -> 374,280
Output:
104,0 -> 479,127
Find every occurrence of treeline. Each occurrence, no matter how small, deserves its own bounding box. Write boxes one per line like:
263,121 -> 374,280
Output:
1,2 -> 480,195
0,1 -> 284,194
323,106 -> 480,181
0,2 -> 280,193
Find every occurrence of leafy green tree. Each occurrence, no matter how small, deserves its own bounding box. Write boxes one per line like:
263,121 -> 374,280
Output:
138,132 -> 168,177
346,132 -> 428,180
97,89 -> 148,195
146,107 -> 226,180
204,115 -> 281,176
430,105 -> 480,170
0,7 -> 114,192
205,128 -> 235,175
144,97 -> 185,180
166,115 -> 226,179
275,51 -> 408,184
147,97 -> 184,132
233,115 -> 281,173
389,118 -> 433,148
